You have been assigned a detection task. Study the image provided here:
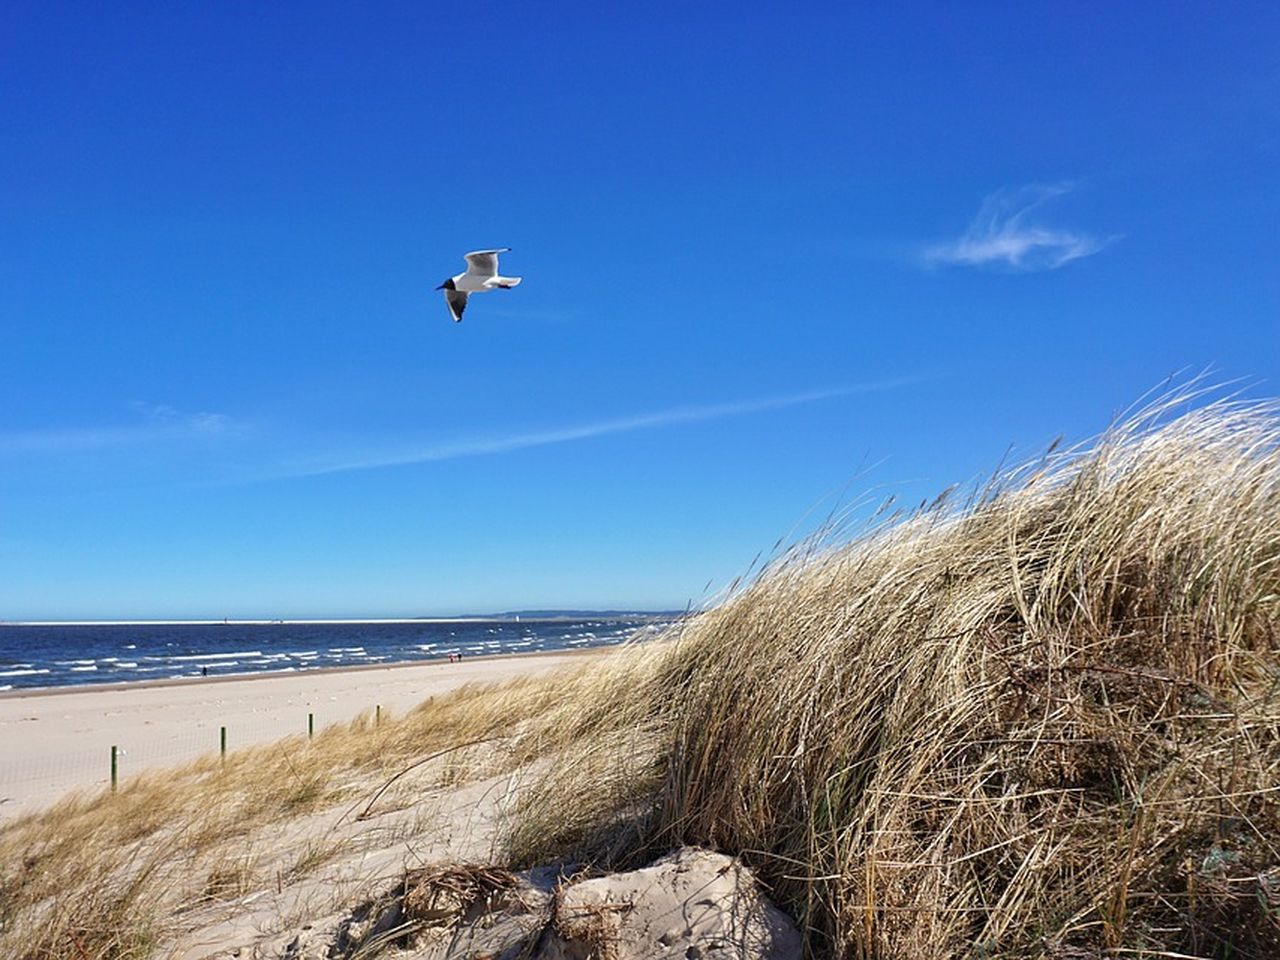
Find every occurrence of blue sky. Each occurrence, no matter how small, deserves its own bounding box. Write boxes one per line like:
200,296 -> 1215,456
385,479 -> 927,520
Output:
2,2 -> 1278,619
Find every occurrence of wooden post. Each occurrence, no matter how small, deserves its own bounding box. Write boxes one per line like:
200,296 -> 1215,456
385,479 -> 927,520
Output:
308,712 -> 314,739
111,745 -> 118,793
220,726 -> 227,763
375,704 -> 381,727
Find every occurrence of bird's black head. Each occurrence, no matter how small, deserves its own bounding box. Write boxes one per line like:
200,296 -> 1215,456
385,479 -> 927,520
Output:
435,278 -> 456,291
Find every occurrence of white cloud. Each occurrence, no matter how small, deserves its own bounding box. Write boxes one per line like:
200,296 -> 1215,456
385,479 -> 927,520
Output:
279,377 -> 924,479
0,404 -> 243,456
924,183 -> 1115,271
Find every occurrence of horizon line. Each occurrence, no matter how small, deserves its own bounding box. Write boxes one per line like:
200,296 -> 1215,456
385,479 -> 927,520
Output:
0,612 -> 684,627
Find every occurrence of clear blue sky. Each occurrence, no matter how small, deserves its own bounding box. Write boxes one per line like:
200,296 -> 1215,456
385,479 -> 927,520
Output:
2,3 -> 1278,619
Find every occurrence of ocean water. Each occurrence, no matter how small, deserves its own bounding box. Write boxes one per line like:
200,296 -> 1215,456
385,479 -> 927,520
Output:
0,617 -> 674,692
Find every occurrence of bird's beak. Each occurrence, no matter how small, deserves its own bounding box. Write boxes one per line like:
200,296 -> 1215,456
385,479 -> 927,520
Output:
435,282 -> 447,290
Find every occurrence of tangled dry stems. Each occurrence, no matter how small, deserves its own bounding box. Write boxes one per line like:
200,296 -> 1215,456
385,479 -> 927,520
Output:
508,391 -> 1280,958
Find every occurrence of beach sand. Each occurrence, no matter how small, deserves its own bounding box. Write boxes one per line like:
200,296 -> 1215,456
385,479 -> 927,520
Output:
0,650 -> 592,820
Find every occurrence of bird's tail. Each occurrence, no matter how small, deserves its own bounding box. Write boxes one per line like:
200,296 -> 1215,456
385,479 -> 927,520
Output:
489,276 -> 522,289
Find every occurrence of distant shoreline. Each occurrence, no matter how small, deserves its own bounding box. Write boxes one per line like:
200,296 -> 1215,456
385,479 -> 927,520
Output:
0,615 -> 679,697
0,644 -> 601,701
0,614 -> 679,627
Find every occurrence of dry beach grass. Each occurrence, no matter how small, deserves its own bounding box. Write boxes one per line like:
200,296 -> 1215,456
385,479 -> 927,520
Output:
2,387 -> 1279,958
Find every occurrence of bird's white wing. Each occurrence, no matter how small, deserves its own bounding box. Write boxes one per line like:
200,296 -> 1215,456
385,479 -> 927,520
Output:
463,248 -> 510,277
445,288 -> 469,322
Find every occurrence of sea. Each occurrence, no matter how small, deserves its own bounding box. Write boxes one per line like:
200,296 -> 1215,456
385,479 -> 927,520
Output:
0,616 -> 676,692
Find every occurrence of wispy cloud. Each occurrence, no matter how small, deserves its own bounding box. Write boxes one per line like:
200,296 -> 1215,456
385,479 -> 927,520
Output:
279,377 -> 923,479
924,183 -> 1115,271
0,403 -> 243,456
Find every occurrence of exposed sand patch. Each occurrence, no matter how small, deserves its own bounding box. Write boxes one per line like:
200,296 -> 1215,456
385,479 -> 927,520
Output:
168,763 -> 537,959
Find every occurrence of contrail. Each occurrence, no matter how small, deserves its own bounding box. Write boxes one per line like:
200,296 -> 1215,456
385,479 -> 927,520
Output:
280,376 -> 926,478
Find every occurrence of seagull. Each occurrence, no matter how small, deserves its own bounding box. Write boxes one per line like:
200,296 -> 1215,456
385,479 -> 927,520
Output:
435,248 -> 522,322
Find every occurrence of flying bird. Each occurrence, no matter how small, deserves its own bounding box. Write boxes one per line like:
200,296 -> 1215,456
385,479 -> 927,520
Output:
435,248 -> 522,322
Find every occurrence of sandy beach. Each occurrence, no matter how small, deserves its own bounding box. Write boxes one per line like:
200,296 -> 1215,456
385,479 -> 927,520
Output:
0,650 -> 592,820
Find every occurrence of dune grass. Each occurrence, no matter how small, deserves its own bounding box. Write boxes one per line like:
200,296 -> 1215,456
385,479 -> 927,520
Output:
503,389 -> 1280,958
2,387 -> 1278,958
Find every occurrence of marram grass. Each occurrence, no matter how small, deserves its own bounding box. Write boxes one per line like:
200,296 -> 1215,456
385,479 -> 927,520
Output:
508,390 -> 1280,958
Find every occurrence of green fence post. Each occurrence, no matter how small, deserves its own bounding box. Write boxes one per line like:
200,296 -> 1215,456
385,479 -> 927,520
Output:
220,726 -> 227,763
111,745 -> 118,793
308,712 -> 314,739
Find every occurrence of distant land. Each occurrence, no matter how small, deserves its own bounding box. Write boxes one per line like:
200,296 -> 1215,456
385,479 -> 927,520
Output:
446,609 -> 684,621
1,611 -> 685,627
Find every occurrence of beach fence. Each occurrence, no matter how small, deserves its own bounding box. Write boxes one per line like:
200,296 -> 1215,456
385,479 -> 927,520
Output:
0,704 -> 384,815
